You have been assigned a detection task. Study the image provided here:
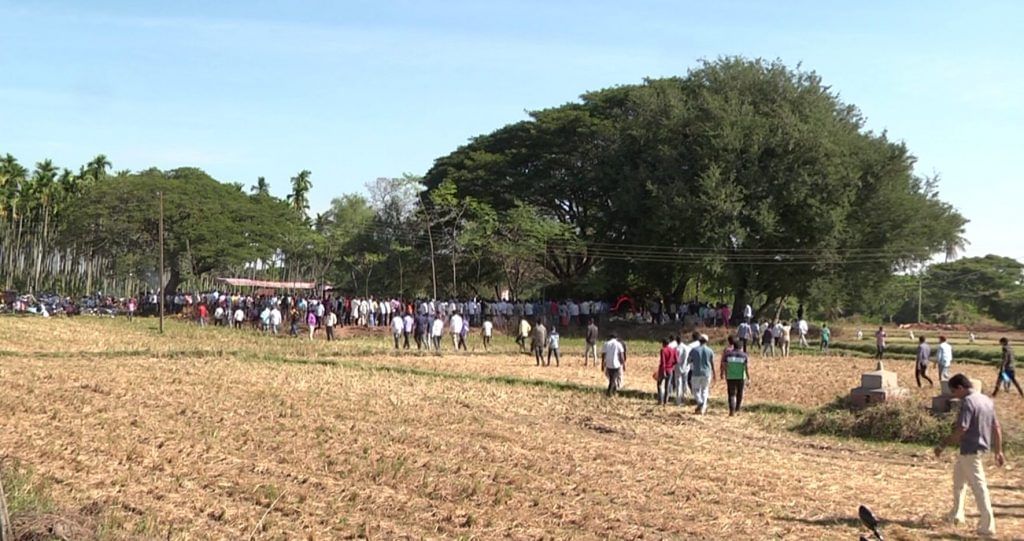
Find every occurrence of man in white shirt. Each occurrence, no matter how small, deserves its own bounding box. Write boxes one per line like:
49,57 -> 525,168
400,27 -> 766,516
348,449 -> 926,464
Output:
602,334 -> 626,396
402,312 -> 414,349
430,314 -> 445,351
269,306 -> 282,335
937,335 -> 954,380
797,319 -> 810,348
233,307 -> 245,329
482,318 -> 494,351
675,332 -> 700,405
450,312 -> 465,351
391,313 -> 404,349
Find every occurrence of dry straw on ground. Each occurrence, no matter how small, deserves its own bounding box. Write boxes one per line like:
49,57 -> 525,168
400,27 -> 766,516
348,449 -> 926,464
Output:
2,317 -> 1024,539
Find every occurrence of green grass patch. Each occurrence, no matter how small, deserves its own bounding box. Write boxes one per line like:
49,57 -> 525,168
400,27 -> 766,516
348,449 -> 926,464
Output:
2,458 -> 55,517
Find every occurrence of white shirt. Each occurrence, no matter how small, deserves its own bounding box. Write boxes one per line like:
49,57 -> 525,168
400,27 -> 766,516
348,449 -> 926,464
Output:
431,318 -> 444,337
937,342 -> 953,366
234,309 -> 245,322
391,315 -> 404,333
450,314 -> 464,334
603,339 -> 625,369
798,319 -> 809,334
482,321 -> 493,336
270,309 -> 282,325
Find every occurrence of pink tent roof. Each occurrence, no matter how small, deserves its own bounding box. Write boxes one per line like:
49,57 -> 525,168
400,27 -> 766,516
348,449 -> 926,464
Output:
217,277 -> 317,289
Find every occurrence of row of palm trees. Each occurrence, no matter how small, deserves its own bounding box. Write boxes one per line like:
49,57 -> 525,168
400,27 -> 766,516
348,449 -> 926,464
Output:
0,153 -> 113,294
1,151 -> 322,296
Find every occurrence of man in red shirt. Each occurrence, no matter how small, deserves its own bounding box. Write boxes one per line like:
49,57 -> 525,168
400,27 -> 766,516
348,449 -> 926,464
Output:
197,302 -> 209,327
657,338 -> 679,405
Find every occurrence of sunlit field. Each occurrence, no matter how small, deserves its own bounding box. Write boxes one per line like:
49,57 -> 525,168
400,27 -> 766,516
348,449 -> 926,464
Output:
3,316 -> 1024,539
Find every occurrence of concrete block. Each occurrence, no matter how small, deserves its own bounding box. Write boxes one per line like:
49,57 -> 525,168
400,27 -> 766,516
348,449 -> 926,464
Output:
940,378 -> 983,396
861,370 -> 897,390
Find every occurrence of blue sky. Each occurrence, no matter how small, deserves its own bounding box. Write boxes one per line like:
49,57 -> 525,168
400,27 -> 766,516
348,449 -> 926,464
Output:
1,1 -> 1021,260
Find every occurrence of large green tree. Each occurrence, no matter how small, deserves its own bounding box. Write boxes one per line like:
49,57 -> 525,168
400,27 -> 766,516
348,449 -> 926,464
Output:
60,167 -> 304,294
423,57 -> 967,315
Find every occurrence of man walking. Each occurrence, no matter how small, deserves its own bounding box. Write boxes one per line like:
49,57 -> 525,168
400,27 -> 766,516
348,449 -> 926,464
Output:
584,318 -> 599,367
517,317 -> 531,354
937,335 -> 953,380
482,317 -> 494,351
797,318 -> 809,348
687,335 -> 715,415
547,327 -> 561,367
602,333 -> 626,397
737,320 -> 752,352
674,332 -> 699,405
657,338 -> 678,405
531,319 -> 547,366
935,374 -> 1003,538
875,326 -> 887,359
721,336 -> 750,416
324,310 -> 337,341
993,338 -> 1024,397
915,336 -> 934,387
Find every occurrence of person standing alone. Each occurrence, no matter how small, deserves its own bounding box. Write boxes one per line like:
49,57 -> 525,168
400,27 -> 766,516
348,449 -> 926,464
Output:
935,374 -> 1004,537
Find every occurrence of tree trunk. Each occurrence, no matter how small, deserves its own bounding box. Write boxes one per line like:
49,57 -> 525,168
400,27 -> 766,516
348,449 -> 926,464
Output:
163,265 -> 182,298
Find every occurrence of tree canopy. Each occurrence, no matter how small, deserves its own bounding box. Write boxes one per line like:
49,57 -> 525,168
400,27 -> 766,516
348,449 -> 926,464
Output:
423,57 -> 967,315
59,167 -> 305,294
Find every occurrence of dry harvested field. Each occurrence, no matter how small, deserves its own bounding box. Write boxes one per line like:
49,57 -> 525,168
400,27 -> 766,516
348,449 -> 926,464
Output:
3,317 -> 1024,539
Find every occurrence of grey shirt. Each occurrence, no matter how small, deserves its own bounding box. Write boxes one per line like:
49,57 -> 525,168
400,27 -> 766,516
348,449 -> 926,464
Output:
688,345 -> 715,379
586,324 -> 599,345
916,342 -> 931,367
958,391 -> 996,455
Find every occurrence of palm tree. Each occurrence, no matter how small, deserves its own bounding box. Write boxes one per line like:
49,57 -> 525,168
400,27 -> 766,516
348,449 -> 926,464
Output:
943,236 -> 970,263
251,176 -> 270,196
86,154 -> 111,181
287,169 -> 312,216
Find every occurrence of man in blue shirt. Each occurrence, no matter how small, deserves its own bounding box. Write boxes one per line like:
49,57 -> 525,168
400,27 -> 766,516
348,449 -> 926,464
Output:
687,335 -> 715,415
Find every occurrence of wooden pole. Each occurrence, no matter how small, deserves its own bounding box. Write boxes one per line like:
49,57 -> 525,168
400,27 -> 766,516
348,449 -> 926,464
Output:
158,191 -> 165,334
0,469 -> 12,541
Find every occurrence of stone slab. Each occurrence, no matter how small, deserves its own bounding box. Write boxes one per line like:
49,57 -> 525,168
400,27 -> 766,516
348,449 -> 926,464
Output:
850,386 -> 908,408
940,378 -> 983,396
861,370 -> 898,390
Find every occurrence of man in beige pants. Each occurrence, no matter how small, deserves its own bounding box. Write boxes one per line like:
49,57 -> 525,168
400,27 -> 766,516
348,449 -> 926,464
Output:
935,374 -> 1004,537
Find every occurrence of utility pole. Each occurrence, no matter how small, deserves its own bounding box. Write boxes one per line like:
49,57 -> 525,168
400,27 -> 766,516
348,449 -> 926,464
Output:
158,191 -> 165,334
917,273 -> 923,324
419,194 -> 437,300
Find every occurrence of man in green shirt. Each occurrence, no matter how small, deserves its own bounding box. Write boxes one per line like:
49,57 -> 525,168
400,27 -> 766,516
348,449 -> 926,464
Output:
720,335 -> 750,416
820,324 -> 831,354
